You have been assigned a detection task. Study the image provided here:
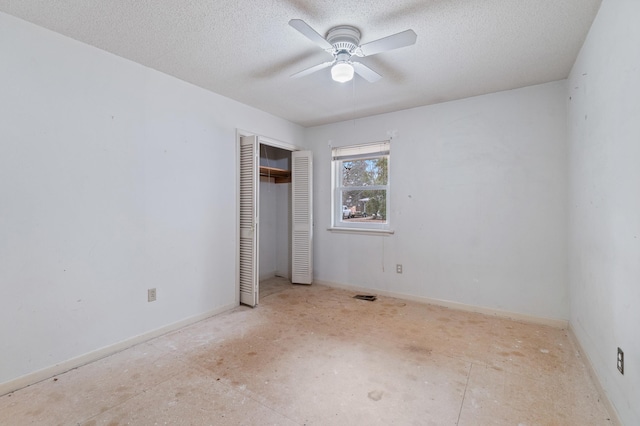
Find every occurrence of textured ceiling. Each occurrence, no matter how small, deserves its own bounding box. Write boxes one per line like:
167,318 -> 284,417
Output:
0,0 -> 602,127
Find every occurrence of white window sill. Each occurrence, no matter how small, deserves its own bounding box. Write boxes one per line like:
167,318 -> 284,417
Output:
327,227 -> 395,236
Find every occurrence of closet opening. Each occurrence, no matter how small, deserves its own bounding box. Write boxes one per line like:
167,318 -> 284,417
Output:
238,132 -> 313,308
258,144 -> 293,300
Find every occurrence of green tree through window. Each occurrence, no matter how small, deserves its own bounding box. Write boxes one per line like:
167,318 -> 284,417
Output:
342,158 -> 387,219
332,141 -> 390,229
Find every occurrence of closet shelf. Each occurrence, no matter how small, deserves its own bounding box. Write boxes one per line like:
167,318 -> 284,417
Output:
260,166 -> 291,183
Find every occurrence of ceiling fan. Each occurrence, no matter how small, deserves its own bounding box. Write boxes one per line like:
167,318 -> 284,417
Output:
289,19 -> 417,83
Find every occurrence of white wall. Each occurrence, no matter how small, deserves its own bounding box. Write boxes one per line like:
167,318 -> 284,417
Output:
0,12 -> 303,386
305,81 -> 568,321
259,178 -> 278,280
567,0 -> 640,424
275,183 -> 291,278
259,179 -> 291,281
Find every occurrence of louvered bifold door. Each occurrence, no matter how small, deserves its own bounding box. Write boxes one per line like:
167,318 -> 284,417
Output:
239,136 -> 259,306
291,150 -> 313,284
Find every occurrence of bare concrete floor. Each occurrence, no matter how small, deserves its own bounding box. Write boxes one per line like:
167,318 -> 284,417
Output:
1,277 -> 615,425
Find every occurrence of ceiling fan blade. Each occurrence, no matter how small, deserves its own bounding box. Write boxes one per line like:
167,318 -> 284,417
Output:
352,62 -> 382,83
358,29 -> 417,57
289,19 -> 333,50
290,61 -> 334,79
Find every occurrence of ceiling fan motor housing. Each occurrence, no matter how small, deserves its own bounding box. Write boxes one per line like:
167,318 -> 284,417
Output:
326,25 -> 361,54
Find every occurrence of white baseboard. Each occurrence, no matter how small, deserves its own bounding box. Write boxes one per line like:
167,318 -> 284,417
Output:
259,272 -> 277,281
314,280 -> 568,328
567,325 -> 621,426
0,302 -> 237,396
260,272 -> 291,281
275,271 -> 290,280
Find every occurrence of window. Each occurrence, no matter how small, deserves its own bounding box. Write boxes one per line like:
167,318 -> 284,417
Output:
331,141 -> 390,231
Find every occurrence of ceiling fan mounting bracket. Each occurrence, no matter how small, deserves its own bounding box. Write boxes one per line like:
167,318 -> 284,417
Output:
326,25 -> 361,54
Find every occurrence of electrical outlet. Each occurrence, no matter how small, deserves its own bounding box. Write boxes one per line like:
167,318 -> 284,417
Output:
396,264 -> 403,274
148,288 -> 157,302
617,347 -> 624,375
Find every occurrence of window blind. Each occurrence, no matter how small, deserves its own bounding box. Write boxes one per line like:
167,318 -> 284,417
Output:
332,140 -> 390,161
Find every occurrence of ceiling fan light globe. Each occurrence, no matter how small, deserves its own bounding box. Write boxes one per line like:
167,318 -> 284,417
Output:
331,62 -> 354,83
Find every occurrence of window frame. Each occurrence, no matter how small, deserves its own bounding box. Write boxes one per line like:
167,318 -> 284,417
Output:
330,141 -> 391,232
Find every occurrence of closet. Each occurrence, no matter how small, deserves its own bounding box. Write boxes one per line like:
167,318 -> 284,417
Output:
239,134 -> 312,307
259,144 -> 291,282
